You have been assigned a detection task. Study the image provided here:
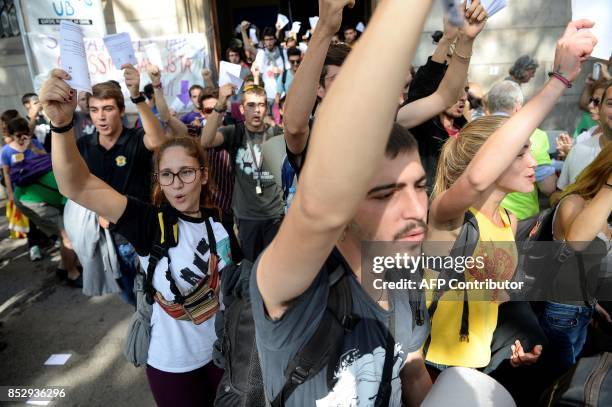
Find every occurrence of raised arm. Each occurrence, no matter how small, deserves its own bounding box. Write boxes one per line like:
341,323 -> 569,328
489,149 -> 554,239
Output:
241,21 -> 258,60
123,64 -> 166,150
147,64 -> 188,138
283,0 -> 353,155
430,20 -> 598,223
39,69 -> 127,224
200,84 -> 234,148
397,1 -> 487,128
201,69 -> 215,88
258,0 -> 433,318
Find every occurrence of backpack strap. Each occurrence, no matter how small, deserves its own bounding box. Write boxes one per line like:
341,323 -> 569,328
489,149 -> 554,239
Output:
203,215 -> 218,256
281,69 -> 288,91
374,306 -> 396,407
271,251 -> 357,407
424,211 -> 479,353
144,208 -> 178,305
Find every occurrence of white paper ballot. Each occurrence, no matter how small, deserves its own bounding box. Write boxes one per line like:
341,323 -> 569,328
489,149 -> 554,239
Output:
143,43 -> 163,70
309,17 -> 319,30
59,21 -> 92,93
219,61 -> 243,86
467,0 -> 507,18
277,13 -> 290,29
227,73 -> 244,89
171,97 -> 191,113
285,30 -> 292,39
572,0 -> 612,60
441,0 -> 464,27
356,22 -> 365,33
103,32 -> 138,69
291,21 -> 302,35
249,27 -> 259,44
44,353 -> 71,365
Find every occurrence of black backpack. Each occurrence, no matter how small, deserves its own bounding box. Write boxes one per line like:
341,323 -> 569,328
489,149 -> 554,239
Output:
540,352 -> 612,406
515,205 -> 607,305
213,249 -> 397,407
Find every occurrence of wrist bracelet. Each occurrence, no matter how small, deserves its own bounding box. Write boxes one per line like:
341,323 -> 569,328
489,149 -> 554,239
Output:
606,182 -> 612,188
453,48 -> 472,61
50,116 -> 75,133
213,105 -> 225,114
152,82 -> 162,89
548,71 -> 572,88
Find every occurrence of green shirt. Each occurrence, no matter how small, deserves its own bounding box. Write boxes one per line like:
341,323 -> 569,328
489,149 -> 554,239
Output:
15,171 -> 66,207
573,112 -> 597,138
502,129 -> 550,220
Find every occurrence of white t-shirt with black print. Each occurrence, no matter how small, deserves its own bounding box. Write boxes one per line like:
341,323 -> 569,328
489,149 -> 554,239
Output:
113,197 -> 232,373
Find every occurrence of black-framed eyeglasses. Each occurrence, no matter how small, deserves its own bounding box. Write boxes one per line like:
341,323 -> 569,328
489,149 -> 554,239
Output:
15,133 -> 31,139
156,167 -> 203,186
589,97 -> 601,107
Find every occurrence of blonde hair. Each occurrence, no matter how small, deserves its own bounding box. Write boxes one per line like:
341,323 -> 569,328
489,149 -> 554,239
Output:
553,143 -> 612,205
432,115 -> 508,198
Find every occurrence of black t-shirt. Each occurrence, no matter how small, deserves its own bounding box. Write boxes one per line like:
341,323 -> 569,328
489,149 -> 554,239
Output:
77,127 -> 153,204
405,57 -> 467,190
110,197 -> 224,257
285,118 -> 314,178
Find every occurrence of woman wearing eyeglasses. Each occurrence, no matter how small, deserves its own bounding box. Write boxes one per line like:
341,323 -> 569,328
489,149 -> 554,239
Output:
39,69 -> 233,406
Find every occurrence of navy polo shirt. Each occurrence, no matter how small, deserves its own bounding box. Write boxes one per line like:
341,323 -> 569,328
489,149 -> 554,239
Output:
77,127 -> 153,204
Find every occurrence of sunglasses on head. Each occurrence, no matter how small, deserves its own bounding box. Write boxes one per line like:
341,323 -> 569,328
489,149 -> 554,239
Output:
589,97 -> 601,107
243,84 -> 265,93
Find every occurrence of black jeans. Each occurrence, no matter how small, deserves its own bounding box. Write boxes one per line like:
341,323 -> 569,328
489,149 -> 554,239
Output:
236,217 -> 282,262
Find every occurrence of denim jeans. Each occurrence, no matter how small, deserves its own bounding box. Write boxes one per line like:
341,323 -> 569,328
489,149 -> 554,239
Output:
539,301 -> 593,372
115,242 -> 139,306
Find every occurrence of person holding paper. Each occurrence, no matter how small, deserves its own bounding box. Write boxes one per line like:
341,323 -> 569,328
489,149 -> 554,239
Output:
58,64 -> 165,306
252,0 -> 434,404
240,21 -> 258,62
284,0 -> 487,192
39,68 -> 231,406
200,83 -> 284,262
254,27 -> 286,115
399,0 -> 488,190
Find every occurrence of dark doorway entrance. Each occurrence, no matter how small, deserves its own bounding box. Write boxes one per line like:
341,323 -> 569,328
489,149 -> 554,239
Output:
214,0 -> 371,61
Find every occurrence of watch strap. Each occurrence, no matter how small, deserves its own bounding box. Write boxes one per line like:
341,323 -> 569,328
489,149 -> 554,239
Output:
130,93 -> 146,104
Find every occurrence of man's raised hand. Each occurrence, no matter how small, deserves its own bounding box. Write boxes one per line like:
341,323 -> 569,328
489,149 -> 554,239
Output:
318,0 -> 355,37
218,84 -> 236,106
122,64 -> 141,98
39,69 -> 77,127
147,64 -> 162,87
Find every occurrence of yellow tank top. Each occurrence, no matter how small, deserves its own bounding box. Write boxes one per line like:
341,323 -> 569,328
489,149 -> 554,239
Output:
425,207 -> 518,368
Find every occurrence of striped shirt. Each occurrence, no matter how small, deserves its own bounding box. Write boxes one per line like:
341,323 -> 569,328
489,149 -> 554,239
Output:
206,148 -> 234,213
